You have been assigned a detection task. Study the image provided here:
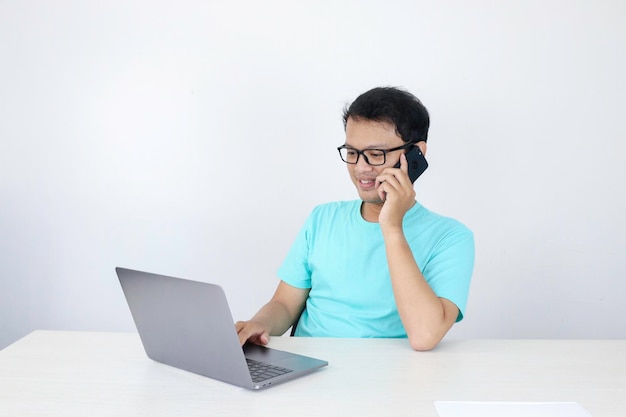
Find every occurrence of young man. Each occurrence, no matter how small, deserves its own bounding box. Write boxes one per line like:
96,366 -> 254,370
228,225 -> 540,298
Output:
236,87 -> 474,351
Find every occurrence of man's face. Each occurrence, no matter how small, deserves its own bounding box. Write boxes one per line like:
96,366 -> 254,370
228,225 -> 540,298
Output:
344,117 -> 406,205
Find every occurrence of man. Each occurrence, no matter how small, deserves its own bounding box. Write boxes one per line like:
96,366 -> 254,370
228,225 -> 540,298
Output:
236,87 -> 474,351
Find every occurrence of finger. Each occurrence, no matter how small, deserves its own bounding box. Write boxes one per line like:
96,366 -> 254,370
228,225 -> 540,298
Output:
375,172 -> 394,188
236,321 -> 271,346
259,333 -> 270,345
248,332 -> 270,346
389,154 -> 411,188
237,327 -> 250,346
377,172 -> 401,192
236,322 -> 256,346
377,182 -> 387,202
400,153 -> 408,173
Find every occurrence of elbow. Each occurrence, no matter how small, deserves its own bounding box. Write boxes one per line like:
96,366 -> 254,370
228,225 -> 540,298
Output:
408,332 -> 443,352
404,303 -> 457,351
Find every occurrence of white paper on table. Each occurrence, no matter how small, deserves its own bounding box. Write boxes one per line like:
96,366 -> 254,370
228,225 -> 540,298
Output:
434,401 -> 594,417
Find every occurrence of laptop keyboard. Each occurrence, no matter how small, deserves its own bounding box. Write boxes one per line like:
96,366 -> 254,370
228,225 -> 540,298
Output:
246,358 -> 293,383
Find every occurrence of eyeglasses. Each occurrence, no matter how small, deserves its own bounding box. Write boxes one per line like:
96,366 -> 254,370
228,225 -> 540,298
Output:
337,142 -> 414,166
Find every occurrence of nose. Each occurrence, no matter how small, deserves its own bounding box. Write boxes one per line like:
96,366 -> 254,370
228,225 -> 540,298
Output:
354,154 -> 373,171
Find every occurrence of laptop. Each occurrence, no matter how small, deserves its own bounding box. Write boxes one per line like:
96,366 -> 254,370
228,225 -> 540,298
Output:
116,267 -> 328,390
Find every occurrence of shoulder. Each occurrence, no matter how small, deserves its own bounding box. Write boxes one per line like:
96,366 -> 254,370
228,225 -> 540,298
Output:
300,200 -> 361,233
409,202 -> 474,241
309,200 -> 360,219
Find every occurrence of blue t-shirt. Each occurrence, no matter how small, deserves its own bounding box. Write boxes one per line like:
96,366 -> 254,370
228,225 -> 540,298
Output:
278,200 -> 474,338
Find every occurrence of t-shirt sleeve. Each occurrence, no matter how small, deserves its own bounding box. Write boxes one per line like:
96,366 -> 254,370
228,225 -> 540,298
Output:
422,225 -> 475,322
277,213 -> 314,289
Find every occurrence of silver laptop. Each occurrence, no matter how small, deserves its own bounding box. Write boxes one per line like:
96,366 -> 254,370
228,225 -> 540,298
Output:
116,267 -> 328,390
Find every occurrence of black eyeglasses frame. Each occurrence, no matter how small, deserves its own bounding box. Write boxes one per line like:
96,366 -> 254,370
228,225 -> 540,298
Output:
336,142 -> 415,166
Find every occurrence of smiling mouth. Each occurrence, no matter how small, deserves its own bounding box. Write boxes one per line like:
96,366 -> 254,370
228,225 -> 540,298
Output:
358,179 -> 376,189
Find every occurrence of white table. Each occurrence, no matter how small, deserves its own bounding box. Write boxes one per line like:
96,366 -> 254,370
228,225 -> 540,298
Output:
0,331 -> 624,416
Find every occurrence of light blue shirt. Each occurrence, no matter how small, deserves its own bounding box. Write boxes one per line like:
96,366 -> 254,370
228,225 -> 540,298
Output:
278,200 -> 474,338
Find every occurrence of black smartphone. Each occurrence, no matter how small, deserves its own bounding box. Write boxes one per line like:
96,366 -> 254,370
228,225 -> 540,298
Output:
394,145 -> 428,183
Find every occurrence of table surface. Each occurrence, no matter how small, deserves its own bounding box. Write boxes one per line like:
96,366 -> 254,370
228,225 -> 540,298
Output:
0,331 -> 624,417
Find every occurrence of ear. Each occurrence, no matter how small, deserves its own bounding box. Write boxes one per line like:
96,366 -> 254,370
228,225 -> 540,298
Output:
416,141 -> 427,156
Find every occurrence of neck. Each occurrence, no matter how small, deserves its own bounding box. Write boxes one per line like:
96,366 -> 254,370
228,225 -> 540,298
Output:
360,200 -> 418,223
360,202 -> 383,223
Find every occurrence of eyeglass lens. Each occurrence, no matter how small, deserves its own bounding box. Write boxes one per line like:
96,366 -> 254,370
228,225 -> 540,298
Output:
339,148 -> 387,166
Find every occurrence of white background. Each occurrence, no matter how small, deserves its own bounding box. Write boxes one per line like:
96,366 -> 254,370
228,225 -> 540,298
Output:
1,0 -> 625,349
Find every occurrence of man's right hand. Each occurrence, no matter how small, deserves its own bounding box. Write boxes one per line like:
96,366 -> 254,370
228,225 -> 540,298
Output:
235,320 -> 271,346
234,281 -> 309,346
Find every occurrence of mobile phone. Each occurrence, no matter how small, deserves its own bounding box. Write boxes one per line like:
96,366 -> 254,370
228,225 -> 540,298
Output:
394,145 -> 428,183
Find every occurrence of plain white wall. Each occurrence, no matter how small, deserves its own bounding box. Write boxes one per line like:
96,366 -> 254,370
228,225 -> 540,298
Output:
1,0 -> 625,349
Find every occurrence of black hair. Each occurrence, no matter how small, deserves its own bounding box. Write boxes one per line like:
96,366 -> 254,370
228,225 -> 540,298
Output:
342,86 -> 430,143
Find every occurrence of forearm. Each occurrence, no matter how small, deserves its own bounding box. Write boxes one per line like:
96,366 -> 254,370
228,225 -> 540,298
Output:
250,300 -> 298,336
383,228 -> 456,350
